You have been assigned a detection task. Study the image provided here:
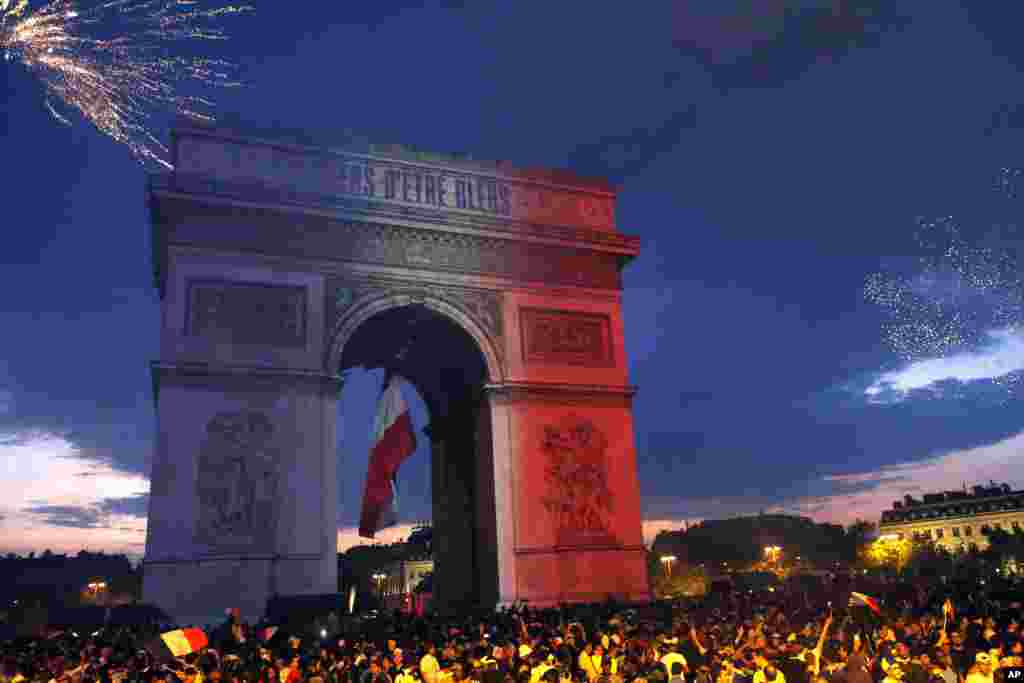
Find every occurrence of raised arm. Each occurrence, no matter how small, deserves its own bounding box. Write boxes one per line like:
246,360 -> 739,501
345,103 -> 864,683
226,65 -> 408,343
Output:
690,626 -> 708,657
812,614 -> 833,677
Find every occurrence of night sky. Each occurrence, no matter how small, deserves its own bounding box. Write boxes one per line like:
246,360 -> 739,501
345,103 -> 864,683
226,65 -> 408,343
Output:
3,1 -> 1024,560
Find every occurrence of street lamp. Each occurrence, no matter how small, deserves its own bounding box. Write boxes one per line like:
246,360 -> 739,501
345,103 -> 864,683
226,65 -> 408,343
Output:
660,555 -> 677,577
372,572 -> 387,597
84,579 -> 108,605
764,546 -> 782,564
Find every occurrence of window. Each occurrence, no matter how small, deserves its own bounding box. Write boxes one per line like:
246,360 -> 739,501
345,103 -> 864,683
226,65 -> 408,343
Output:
965,526 -> 973,537
994,522 -> 1002,530
1013,521 -> 1021,531
952,527 -> 961,537
936,528 -> 944,539
981,525 -> 991,534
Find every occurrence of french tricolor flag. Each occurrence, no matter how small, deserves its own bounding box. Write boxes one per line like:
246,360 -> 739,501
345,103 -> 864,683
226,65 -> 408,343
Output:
359,374 -> 417,538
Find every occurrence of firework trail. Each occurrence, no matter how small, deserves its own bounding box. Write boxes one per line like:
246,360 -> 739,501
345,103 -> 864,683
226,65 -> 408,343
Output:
863,169 -> 1024,399
0,0 -> 251,169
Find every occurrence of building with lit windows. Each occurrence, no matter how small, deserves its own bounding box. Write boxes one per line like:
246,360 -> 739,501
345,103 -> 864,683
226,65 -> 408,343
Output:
878,482 -> 1024,552
381,556 -> 433,598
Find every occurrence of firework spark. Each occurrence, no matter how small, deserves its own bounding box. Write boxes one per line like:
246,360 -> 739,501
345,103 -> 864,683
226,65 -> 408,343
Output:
863,174 -> 1024,401
1,0 -> 251,169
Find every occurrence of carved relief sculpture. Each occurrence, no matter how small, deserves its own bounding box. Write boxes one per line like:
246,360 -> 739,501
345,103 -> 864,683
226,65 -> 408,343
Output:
324,279 -> 379,333
540,415 -> 617,547
195,411 -> 278,549
325,278 -> 503,345
187,281 -> 307,348
520,308 -> 613,367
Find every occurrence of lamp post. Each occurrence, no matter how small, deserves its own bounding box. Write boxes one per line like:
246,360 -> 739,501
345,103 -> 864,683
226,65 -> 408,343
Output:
660,554 -> 677,578
372,573 -> 387,598
84,579 -> 108,605
764,545 -> 782,565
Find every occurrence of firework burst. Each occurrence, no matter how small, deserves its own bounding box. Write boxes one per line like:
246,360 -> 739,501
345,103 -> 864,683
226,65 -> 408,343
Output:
863,171 -> 1024,401
0,0 -> 251,169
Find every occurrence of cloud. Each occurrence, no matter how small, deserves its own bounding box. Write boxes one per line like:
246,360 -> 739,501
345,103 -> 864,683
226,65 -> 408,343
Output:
23,504 -> 104,529
337,522 -> 420,553
865,327 -> 1024,401
772,430 -> 1024,525
99,495 -> 150,518
671,0 -> 912,91
0,430 -> 150,558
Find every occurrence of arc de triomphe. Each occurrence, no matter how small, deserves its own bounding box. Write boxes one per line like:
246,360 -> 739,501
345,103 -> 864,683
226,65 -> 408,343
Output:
142,121 -> 649,624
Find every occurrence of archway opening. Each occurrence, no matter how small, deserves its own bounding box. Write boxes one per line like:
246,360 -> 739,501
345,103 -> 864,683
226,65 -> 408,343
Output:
336,302 -> 498,611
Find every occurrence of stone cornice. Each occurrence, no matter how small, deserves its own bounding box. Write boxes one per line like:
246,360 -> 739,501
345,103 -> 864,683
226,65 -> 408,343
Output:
148,174 -> 640,257
166,245 -> 625,303
151,361 -> 341,389
514,544 -> 647,555
879,507 -> 1024,529
484,381 -> 637,404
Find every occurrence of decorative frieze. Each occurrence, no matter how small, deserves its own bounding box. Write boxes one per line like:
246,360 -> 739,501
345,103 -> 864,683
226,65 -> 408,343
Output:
152,195 -> 627,291
520,308 -> 613,367
325,277 -> 502,343
540,415 -> 618,548
186,280 -> 307,348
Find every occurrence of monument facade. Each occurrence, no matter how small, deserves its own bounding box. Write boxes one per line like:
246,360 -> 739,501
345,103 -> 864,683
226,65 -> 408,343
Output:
143,121 -> 649,624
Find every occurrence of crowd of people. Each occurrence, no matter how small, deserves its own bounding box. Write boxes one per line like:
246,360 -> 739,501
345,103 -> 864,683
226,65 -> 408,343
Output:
1,577 -> 1021,683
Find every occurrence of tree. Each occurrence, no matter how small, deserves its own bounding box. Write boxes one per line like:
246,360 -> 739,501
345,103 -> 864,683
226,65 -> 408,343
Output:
980,527 -> 1024,574
904,538 -> 955,579
863,535 -> 911,575
845,519 -> 876,566
413,571 -> 433,594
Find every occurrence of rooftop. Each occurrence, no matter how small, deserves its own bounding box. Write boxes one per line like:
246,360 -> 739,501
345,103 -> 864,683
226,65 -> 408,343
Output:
887,482 -> 1019,510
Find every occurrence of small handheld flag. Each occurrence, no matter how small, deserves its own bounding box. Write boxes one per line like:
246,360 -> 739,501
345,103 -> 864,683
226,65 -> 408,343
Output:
848,592 -> 882,616
942,598 -> 954,628
146,628 -> 208,661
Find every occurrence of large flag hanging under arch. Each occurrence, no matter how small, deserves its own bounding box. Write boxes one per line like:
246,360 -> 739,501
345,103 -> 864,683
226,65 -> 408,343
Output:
359,375 -> 417,538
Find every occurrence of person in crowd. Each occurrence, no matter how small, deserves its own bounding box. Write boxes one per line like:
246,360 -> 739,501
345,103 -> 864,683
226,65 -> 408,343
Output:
4,575 -> 1024,683
421,645 -> 440,683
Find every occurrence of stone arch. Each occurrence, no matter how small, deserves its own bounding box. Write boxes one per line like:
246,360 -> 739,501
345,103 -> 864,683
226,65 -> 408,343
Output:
326,287 -> 506,382
327,286 -> 507,609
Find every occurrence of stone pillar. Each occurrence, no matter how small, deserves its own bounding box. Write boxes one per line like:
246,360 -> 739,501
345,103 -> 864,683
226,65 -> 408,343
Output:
490,383 -> 650,606
428,418 -> 477,612
473,392 -> 500,608
142,366 -> 339,626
